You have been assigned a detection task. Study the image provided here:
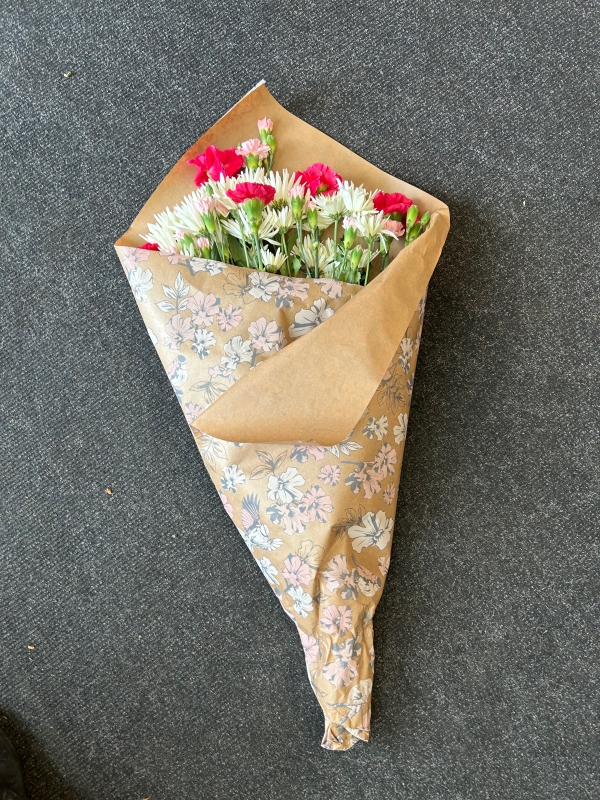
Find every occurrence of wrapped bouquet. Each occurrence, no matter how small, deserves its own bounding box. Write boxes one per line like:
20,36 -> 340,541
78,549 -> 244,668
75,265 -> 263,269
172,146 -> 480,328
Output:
115,82 -> 449,750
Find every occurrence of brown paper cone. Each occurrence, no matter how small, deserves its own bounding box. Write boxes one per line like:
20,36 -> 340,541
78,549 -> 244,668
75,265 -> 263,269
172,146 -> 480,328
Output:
115,82 -> 449,749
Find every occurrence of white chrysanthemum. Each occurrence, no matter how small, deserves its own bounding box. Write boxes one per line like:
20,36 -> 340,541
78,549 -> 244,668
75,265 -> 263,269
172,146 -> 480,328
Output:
355,211 -> 387,240
264,168 -> 303,204
143,207 -> 179,251
172,191 -> 207,235
293,235 -> 337,275
264,205 -> 294,233
312,190 -> 346,222
221,209 -> 279,244
260,247 -> 286,273
338,181 -> 376,215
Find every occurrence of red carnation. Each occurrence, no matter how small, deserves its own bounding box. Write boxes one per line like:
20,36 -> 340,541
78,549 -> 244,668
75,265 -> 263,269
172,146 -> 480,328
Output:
139,242 -> 160,251
373,191 -> 414,216
187,145 -> 244,186
225,182 -> 276,205
295,163 -> 342,196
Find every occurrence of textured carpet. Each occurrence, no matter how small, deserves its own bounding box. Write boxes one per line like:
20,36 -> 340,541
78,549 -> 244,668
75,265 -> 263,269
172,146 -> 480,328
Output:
1,1 -> 599,798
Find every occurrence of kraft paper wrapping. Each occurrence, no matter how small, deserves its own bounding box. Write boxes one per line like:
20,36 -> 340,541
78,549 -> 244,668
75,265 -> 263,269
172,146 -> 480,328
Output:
115,83 -> 449,750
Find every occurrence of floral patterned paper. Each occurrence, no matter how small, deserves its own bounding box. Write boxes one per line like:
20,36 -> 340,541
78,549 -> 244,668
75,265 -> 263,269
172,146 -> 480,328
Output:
117,245 -> 426,750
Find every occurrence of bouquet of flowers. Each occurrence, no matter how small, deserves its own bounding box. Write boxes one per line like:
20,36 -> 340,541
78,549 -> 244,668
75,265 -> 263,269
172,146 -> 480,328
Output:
116,82 -> 449,750
140,122 -> 430,287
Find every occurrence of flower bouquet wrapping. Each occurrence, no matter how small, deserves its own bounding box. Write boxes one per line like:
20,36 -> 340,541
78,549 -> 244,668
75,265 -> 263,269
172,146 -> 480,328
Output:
115,82 -> 449,750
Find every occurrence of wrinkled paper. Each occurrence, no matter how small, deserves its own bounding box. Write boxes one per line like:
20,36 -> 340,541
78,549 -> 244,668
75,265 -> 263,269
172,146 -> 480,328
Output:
116,82 -> 449,749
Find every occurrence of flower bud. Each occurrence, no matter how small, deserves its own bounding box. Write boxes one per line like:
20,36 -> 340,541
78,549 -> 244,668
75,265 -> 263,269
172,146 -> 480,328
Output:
350,246 -> 363,270
420,211 -> 430,228
343,226 -> 356,250
307,207 -> 318,230
266,133 -> 277,154
243,198 -> 264,232
291,195 -> 305,221
405,204 -> 419,231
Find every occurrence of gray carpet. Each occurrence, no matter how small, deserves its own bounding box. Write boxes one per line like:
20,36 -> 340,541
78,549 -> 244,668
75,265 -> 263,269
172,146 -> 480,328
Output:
1,1 -> 599,798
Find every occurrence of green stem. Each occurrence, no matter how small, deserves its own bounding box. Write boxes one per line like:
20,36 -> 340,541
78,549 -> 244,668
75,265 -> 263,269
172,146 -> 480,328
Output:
253,233 -> 263,270
234,211 -> 251,270
280,230 -> 290,275
364,240 -> 372,286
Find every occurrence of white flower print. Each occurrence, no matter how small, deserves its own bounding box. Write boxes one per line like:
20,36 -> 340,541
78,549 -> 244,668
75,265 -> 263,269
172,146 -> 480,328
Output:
166,355 -> 188,389
189,258 -> 225,276
220,335 -> 253,371
348,510 -> 394,552
192,328 -> 216,360
362,415 -> 388,441
289,297 -> 334,338
147,327 -> 158,345
398,337 -> 414,373
248,271 -> 281,302
267,467 -> 305,504
393,413 -> 408,444
287,586 -> 314,618
220,464 -> 246,493
128,266 -> 154,302
257,556 -> 279,585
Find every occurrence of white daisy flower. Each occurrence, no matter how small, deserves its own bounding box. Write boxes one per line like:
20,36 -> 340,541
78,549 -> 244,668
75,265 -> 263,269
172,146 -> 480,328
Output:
264,168 -> 303,204
144,207 -> 179,252
221,209 -> 279,243
313,190 -> 346,221
292,236 -> 337,277
260,247 -> 286,273
355,211 -> 387,240
338,181 -> 376,215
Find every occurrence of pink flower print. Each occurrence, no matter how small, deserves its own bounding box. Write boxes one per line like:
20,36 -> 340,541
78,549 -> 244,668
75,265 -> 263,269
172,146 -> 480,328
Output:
323,554 -> 357,597
322,638 -> 361,688
320,605 -> 353,635
318,465 -> 341,486
374,443 -> 397,478
209,363 -> 234,380
378,556 -> 390,577
290,445 -> 327,463
217,303 -> 243,332
383,483 -> 396,505
355,563 -> 381,597
164,314 -> 194,350
298,486 -> 334,523
119,246 -> 150,270
300,632 -> 319,666
218,491 -> 234,519
248,317 -> 282,352
188,291 -> 220,327
362,468 -> 382,500
183,402 -> 203,424
267,504 -> 309,536
282,555 -> 311,587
